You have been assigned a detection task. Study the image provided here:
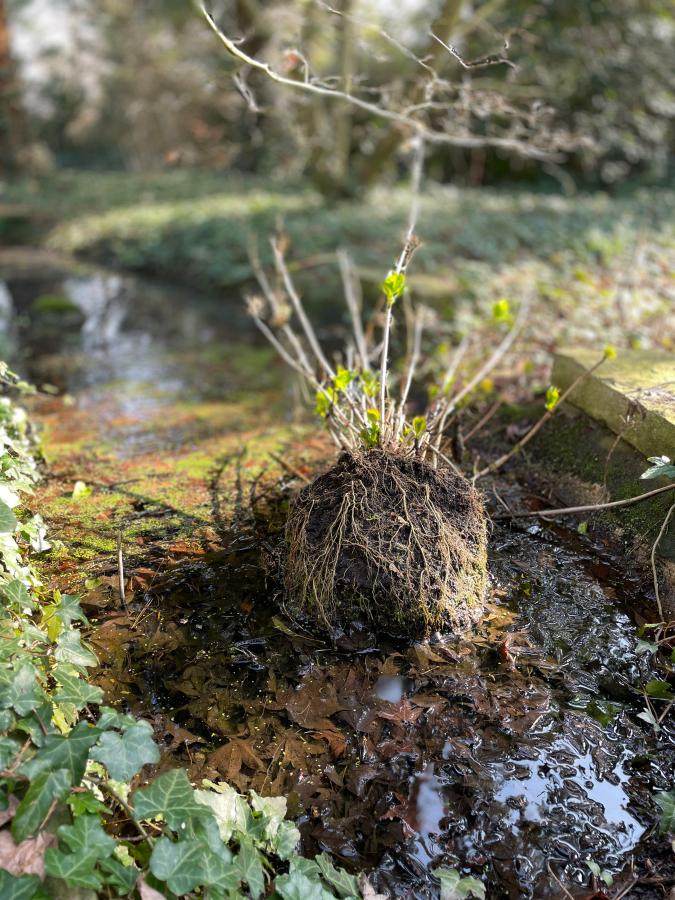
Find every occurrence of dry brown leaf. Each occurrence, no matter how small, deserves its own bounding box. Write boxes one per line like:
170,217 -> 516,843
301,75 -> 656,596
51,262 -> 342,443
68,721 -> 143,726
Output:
0,796 -> 18,828
359,873 -> 389,900
138,878 -> 167,900
0,828 -> 56,878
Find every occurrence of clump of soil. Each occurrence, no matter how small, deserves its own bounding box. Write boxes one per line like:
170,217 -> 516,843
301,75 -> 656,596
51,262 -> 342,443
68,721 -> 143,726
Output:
284,449 -> 488,636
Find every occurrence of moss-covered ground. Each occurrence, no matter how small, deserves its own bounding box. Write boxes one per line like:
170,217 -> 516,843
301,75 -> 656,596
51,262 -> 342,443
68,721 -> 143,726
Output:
4,171 -> 674,353
25,338 -> 329,595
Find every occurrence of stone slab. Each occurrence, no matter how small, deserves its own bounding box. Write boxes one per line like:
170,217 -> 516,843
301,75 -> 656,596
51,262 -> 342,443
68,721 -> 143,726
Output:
552,348 -> 675,460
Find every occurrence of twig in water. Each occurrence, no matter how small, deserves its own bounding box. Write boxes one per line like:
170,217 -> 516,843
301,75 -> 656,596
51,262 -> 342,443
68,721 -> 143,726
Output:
117,531 -> 127,610
651,499 -> 675,621
545,861 -> 575,900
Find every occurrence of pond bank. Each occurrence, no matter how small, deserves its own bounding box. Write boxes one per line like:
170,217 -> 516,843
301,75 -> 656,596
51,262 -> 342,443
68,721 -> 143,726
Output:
2,253 -> 672,898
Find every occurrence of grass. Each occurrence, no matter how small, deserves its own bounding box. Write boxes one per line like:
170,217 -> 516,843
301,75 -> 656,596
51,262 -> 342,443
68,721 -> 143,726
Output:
3,170 -> 675,354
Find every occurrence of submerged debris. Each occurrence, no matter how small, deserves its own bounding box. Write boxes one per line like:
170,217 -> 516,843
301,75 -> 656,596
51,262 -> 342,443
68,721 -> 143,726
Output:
284,449 -> 488,637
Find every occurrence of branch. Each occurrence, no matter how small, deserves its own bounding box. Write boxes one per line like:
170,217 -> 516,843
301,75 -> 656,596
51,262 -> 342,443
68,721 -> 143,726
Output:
474,353 -> 606,480
198,2 -> 562,161
497,482 -> 675,520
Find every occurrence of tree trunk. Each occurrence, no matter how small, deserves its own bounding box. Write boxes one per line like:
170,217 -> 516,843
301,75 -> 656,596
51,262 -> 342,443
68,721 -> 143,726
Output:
333,0 -> 354,188
0,0 -> 24,173
358,0 -> 465,188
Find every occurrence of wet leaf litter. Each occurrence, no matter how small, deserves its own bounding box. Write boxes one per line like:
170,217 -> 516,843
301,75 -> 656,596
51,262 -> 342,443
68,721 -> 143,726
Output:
16,263 -> 674,899
85,512 -> 673,899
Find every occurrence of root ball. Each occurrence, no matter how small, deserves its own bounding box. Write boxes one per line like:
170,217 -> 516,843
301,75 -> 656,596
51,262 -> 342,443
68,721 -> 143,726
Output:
284,450 -> 488,637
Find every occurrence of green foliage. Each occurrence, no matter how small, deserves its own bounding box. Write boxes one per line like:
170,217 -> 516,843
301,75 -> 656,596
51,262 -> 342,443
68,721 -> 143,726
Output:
435,867 -> 486,899
491,298 -> 513,327
644,679 -> 675,700
586,860 -> 614,887
655,790 -> 675,833
0,370 -> 370,899
91,720 -> 160,781
411,416 -> 426,440
360,408 -> 380,449
380,271 -> 405,305
641,455 -> 675,481
544,386 -> 561,412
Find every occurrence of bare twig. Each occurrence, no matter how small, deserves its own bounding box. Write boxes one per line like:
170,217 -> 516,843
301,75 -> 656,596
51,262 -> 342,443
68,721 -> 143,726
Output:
498,482 -> 675,520
198,2 -> 561,161
651,499 -> 675,620
474,353 -> 607,480
545,861 -> 575,900
430,32 -> 516,71
117,531 -> 126,611
272,238 -> 334,378
337,250 -> 369,369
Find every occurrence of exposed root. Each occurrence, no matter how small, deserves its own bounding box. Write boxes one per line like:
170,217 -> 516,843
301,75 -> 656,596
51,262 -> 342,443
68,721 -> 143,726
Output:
285,449 -> 488,637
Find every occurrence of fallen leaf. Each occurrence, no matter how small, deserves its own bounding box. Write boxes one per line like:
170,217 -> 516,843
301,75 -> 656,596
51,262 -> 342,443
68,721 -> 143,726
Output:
0,828 -> 56,878
139,878 -> 167,900
359,873 -> 389,899
0,796 -> 18,828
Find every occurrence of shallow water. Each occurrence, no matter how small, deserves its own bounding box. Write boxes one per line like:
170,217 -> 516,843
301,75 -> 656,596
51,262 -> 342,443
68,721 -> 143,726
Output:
3,260 -> 673,898
90,523 -> 671,899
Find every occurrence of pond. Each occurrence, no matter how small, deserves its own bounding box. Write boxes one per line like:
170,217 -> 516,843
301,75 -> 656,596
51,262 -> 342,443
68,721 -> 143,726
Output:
1,258 -> 673,899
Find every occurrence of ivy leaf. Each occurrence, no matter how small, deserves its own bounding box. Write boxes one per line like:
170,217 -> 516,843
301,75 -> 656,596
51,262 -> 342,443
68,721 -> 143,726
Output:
194,781 -> 249,842
274,869 -> 339,900
645,679 -> 675,700
250,790 -> 286,837
0,734 -> 21,768
0,499 -> 18,533
67,790 -> 110,817
133,768 -> 213,830
12,768 -> 71,842
436,868 -> 486,900
315,853 -> 360,898
97,706 -> 137,731
99,856 -> 139,894
235,839 -> 266,899
54,629 -> 98,670
91,720 -> 159,781
0,663 -> 44,716
54,668 -> 104,710
272,820 -> 301,860
14,702 -> 57,747
149,838 -> 208,895
57,814 -> 117,856
20,721 -> 101,784
641,455 -> 675,480
1,579 -> 34,611
655,790 -> 675,833
55,595 -> 87,628
44,847 -> 104,891
0,871 -> 41,900
44,816 -> 117,889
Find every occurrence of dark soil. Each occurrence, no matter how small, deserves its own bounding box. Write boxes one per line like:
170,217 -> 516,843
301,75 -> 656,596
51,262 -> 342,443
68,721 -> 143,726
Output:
284,450 -> 488,638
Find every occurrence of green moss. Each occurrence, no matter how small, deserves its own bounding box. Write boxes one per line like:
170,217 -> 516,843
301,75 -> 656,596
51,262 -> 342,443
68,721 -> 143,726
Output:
31,293 -> 81,315
530,410 -> 675,558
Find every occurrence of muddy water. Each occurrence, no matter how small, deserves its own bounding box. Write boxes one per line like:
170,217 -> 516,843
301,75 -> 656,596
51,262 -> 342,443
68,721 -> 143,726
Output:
3,262 -> 673,899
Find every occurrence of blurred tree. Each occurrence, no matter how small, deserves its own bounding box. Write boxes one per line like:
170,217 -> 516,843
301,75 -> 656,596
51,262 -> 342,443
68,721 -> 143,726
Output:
495,0 -> 675,181
0,0 -> 25,172
9,0 -> 674,185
